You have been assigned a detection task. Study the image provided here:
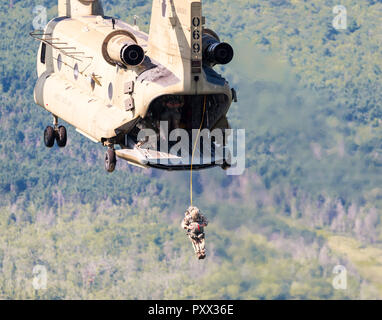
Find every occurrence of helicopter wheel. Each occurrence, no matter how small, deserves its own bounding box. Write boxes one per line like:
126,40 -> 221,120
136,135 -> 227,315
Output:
55,126 -> 67,148
44,126 -> 55,148
105,148 -> 116,173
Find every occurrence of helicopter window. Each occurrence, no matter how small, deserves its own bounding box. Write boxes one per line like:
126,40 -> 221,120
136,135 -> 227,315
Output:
74,63 -> 79,80
40,43 -> 46,64
57,54 -> 62,71
90,73 -> 96,91
108,83 -> 113,100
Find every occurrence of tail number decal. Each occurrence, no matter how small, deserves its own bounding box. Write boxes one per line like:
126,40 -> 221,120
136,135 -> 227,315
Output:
191,3 -> 202,64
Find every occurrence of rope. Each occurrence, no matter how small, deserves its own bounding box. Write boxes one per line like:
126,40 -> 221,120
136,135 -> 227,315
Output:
190,96 -> 207,206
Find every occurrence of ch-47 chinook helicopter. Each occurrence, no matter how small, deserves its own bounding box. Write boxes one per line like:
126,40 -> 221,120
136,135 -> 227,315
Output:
31,0 -> 237,172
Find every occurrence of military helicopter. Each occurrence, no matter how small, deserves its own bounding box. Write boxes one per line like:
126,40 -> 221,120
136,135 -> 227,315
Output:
31,0 -> 237,172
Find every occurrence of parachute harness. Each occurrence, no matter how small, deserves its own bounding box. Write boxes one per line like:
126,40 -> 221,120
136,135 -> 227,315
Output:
190,96 -> 207,206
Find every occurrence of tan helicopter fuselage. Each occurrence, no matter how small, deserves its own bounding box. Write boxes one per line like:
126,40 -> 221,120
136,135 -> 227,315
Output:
34,2 -> 233,144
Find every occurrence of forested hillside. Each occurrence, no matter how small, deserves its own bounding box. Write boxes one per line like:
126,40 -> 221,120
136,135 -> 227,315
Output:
0,0 -> 381,299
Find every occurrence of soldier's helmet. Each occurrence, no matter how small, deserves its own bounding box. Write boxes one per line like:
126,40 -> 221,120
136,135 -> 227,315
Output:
187,206 -> 196,213
191,208 -> 200,221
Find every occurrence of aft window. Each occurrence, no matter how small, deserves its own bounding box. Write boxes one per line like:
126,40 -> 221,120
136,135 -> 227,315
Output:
74,63 -> 79,80
57,54 -> 62,71
108,83 -> 113,100
40,43 -> 46,64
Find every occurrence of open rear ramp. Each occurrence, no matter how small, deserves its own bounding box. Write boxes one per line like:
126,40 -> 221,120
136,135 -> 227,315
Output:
116,137 -> 227,171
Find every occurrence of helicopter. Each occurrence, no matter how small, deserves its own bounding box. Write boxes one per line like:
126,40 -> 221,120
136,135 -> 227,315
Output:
31,0 -> 237,172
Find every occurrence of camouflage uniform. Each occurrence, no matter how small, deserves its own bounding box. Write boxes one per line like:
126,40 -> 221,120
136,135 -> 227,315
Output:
181,206 -> 208,259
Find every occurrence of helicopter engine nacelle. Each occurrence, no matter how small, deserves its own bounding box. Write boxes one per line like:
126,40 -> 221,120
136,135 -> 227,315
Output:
103,32 -> 145,67
202,29 -> 234,66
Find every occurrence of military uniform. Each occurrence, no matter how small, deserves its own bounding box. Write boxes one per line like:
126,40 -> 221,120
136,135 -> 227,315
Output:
182,207 -> 208,259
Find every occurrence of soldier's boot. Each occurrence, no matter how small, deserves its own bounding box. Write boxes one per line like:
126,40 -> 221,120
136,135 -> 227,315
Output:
200,246 -> 206,259
199,238 -> 206,257
195,242 -> 206,260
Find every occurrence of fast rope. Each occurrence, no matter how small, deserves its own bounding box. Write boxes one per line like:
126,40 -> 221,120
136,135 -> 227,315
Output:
190,96 -> 207,206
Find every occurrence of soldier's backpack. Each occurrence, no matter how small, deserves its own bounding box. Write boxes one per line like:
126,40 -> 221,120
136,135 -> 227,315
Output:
189,222 -> 204,236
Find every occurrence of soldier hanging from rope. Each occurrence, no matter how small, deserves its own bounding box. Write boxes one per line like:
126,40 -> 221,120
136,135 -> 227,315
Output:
181,206 -> 208,260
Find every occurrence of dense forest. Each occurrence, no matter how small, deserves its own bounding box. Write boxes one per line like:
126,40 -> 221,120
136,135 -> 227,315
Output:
0,0 -> 382,299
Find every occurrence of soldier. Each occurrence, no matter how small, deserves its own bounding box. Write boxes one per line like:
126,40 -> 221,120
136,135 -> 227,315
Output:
181,206 -> 208,259
157,95 -> 184,134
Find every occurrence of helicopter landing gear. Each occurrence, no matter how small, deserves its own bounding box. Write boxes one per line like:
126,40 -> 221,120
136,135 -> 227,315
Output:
104,147 -> 116,173
44,126 -> 55,148
56,126 -> 67,147
44,115 -> 67,148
